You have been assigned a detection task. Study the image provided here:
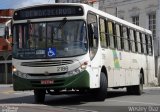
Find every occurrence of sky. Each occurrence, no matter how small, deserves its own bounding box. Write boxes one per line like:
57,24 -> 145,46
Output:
0,0 -> 55,9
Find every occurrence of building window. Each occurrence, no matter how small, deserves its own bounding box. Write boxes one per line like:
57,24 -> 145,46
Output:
149,13 -> 156,38
132,16 -> 139,26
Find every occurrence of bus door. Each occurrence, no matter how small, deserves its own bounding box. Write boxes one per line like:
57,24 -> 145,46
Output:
88,13 -> 101,88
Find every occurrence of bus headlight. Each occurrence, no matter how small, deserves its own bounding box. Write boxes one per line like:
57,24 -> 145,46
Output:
67,62 -> 88,76
80,61 -> 88,69
14,70 -> 27,78
12,66 -> 17,72
67,68 -> 81,76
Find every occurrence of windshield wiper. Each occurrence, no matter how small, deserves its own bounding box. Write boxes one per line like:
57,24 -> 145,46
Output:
58,18 -> 67,29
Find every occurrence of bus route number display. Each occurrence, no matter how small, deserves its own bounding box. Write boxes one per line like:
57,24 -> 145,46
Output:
13,5 -> 84,20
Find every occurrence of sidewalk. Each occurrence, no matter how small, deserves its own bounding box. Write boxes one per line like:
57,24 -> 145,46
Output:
0,84 -> 13,87
144,86 -> 160,90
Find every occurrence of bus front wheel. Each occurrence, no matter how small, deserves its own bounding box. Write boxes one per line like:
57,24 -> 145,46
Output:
92,72 -> 107,101
34,90 -> 46,103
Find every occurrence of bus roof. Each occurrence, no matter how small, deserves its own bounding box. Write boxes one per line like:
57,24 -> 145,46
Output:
14,3 -> 152,35
80,3 -> 152,34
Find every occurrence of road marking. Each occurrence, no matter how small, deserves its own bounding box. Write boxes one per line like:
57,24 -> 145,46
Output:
108,100 -> 160,105
0,90 -> 33,95
14,91 -> 33,95
0,104 -> 97,112
0,103 -> 46,107
1,90 -> 15,94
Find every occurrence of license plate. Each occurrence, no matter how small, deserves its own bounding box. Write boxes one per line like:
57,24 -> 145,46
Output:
41,80 -> 54,85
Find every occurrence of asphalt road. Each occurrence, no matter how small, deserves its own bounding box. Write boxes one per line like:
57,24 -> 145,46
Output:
0,85 -> 160,112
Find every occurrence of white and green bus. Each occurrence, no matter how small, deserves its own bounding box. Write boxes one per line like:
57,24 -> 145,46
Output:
12,3 -> 155,103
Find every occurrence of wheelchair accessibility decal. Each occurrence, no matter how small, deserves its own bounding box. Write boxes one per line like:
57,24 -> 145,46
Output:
47,48 -> 56,57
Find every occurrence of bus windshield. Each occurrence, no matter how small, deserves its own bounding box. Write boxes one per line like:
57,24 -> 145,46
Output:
13,20 -> 87,59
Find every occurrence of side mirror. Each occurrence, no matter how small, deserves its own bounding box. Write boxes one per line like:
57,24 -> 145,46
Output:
4,26 -> 12,45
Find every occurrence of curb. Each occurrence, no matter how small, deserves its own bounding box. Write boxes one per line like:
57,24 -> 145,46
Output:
0,84 -> 13,87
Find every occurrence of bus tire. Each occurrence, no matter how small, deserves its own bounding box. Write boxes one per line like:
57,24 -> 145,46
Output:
127,73 -> 143,95
126,86 -> 134,94
93,72 -> 107,101
134,73 -> 143,95
34,90 -> 46,103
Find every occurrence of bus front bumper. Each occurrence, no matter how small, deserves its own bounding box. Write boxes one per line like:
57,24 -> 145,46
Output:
13,70 -> 90,91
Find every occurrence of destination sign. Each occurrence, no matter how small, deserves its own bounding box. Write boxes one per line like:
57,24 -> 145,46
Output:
13,5 -> 84,20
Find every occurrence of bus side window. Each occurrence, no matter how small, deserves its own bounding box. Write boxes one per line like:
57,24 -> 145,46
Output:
136,31 -> 142,53
130,29 -> 136,52
127,28 -> 131,51
113,22 -> 117,49
133,30 -> 138,52
99,18 -> 107,48
139,33 -> 144,53
146,35 -> 153,55
116,24 -> 121,50
120,25 -> 124,50
107,21 -> 115,48
142,33 -> 147,54
123,26 -> 129,51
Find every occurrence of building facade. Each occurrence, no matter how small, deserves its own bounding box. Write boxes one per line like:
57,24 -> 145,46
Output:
0,9 -> 13,84
99,0 -> 160,85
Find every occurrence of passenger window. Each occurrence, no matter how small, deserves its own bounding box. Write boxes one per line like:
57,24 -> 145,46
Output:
108,21 -> 115,48
133,30 -> 138,52
146,35 -> 153,55
130,29 -> 136,52
139,33 -> 144,53
120,25 -> 124,50
136,32 -> 141,53
142,34 -> 147,54
99,18 -> 107,48
123,26 -> 129,51
116,24 -> 121,50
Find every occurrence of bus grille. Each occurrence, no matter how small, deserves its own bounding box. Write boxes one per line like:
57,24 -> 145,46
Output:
28,72 -> 67,76
21,60 -> 73,67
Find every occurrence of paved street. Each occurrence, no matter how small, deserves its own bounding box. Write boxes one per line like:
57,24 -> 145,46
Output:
0,85 -> 160,112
